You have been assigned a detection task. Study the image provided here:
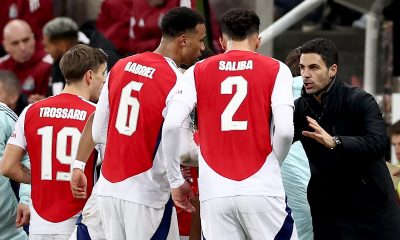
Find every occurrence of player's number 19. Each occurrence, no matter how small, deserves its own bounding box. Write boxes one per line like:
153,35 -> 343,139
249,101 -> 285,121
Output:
38,126 -> 81,181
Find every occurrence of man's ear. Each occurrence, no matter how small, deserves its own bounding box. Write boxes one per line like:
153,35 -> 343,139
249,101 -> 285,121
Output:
329,64 -> 338,78
219,37 -> 226,51
255,36 -> 261,50
179,35 -> 188,47
84,70 -> 93,85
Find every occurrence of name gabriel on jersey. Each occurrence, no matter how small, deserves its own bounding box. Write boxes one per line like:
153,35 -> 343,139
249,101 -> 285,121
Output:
124,61 -> 156,79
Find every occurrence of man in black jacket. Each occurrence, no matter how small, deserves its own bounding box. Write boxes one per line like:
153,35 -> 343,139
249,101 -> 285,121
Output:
294,38 -> 400,240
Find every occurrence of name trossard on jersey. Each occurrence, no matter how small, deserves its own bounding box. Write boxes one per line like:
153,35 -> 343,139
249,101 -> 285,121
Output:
9,94 -> 96,225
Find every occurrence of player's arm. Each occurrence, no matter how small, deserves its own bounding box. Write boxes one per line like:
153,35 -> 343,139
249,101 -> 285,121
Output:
179,115 -> 198,167
271,62 -> 294,164
0,144 -> 30,183
162,66 -> 197,212
0,108 -> 31,183
17,154 -> 31,226
92,77 -> 110,145
70,112 -> 96,199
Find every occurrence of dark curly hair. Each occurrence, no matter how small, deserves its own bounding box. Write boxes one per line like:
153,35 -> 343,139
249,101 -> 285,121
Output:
161,7 -> 205,38
220,8 -> 260,41
300,38 -> 339,68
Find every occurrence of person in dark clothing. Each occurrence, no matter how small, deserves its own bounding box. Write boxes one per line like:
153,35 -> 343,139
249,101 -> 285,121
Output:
42,17 -> 121,96
0,70 -> 28,116
294,38 -> 400,240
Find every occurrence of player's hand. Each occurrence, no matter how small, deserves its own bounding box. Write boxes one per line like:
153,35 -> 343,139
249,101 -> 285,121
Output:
16,203 -> 30,227
70,169 -> 87,199
180,166 -> 193,183
172,181 -> 196,213
302,116 -> 335,148
27,94 -> 45,104
392,168 -> 400,177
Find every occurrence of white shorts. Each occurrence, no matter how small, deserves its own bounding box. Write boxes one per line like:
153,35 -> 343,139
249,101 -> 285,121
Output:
68,189 -> 105,240
200,195 -> 298,240
98,196 -> 179,240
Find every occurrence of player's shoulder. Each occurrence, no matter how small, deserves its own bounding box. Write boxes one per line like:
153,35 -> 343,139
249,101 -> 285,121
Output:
0,102 -> 18,123
78,97 -> 97,111
30,94 -> 94,109
249,52 -> 281,66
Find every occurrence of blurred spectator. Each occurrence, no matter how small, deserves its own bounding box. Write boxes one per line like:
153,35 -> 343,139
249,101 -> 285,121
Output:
391,120 -> 400,162
129,0 -> 193,54
96,0 -> 132,55
0,19 -> 52,104
43,17 -> 120,96
97,0 -> 193,55
0,70 -> 28,116
0,0 -> 54,55
79,20 -> 121,70
97,0 -> 222,56
53,0 -> 101,27
42,17 -> 78,95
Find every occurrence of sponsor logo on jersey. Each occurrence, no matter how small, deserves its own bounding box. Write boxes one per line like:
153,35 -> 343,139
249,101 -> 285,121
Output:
39,107 -> 87,120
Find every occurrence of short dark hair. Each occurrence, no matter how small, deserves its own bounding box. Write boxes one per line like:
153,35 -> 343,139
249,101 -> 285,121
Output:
300,38 -> 339,68
220,8 -> 260,41
161,7 -> 205,38
43,17 -> 78,42
0,70 -> 20,94
391,120 -> 400,136
285,47 -> 301,77
60,44 -> 107,83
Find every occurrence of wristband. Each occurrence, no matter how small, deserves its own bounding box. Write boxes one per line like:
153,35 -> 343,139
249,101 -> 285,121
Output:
72,160 -> 86,171
330,136 -> 342,149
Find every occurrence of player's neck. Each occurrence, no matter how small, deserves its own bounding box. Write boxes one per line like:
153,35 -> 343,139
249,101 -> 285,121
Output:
61,82 -> 90,100
225,39 -> 256,52
154,38 -> 182,67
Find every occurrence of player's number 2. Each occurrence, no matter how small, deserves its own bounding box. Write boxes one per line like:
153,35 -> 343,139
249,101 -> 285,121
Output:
115,81 -> 144,136
221,76 -> 248,131
38,126 -> 81,181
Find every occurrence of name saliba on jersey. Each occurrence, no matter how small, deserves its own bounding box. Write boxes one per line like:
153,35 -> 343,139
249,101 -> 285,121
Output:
39,107 -> 87,121
124,61 -> 156,79
219,60 -> 253,71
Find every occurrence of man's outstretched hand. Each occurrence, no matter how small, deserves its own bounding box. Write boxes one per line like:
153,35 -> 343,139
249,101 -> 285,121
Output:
172,181 -> 196,213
